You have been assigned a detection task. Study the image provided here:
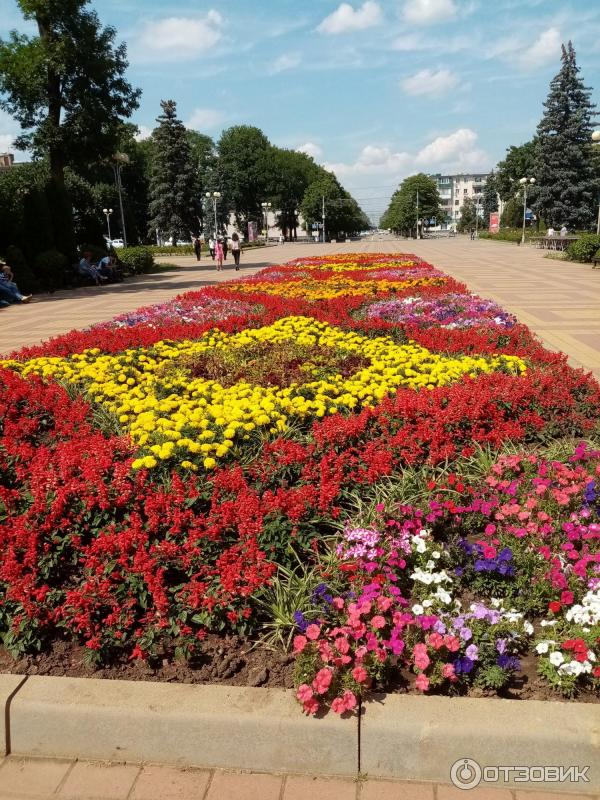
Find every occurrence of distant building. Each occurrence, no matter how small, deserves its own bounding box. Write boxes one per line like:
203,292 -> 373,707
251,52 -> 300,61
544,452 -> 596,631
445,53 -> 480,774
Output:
0,153 -> 15,170
429,172 -> 491,229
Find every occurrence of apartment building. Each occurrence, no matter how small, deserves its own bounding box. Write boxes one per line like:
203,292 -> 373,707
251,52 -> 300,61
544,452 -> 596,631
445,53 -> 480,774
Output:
430,172 -> 490,229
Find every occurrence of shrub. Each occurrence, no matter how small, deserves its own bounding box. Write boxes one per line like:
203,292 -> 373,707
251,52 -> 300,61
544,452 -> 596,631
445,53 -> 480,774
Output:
119,246 -> 154,275
4,245 -> 40,294
566,234 -> 600,263
33,249 -> 68,291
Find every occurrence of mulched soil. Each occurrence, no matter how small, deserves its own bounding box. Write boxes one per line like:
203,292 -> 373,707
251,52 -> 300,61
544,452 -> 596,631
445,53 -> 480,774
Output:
1,636 -> 598,703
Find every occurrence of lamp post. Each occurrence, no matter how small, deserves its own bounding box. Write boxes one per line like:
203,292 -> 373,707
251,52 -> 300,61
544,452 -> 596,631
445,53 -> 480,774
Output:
102,208 -> 113,244
112,153 -> 129,247
592,131 -> 600,234
519,177 -> 535,245
205,191 -> 221,238
261,202 -> 272,242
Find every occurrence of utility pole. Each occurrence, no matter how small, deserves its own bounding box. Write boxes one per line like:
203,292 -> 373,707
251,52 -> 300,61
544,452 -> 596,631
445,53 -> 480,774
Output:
322,196 -> 326,244
416,189 -> 420,239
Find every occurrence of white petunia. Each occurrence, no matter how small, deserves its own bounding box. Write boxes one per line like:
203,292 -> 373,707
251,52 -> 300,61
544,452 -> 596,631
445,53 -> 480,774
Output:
549,651 -> 564,666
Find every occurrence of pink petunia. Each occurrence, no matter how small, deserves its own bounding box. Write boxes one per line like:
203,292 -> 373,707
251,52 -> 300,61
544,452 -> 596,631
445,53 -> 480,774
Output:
303,697 -> 320,716
296,684 -> 313,703
305,624 -> 321,641
293,635 -> 307,653
371,615 -> 386,629
415,673 -> 430,692
352,666 -> 368,683
312,668 -> 333,695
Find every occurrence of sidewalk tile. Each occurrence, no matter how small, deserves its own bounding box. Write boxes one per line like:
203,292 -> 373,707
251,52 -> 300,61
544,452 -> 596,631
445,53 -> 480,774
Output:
515,793 -> 598,799
131,765 -> 211,800
437,786 -> 513,800
284,775 -> 356,800
0,757 -> 73,795
58,761 -> 139,799
206,771 -> 282,800
360,779 -> 434,799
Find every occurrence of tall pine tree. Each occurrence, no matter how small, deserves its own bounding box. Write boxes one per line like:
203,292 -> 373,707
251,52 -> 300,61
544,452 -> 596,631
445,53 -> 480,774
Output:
534,41 -> 597,229
482,172 -> 499,222
148,100 -> 199,245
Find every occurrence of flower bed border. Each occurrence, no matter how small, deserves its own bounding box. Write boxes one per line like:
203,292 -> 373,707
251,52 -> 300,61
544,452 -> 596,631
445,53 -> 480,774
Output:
1,674 -> 598,793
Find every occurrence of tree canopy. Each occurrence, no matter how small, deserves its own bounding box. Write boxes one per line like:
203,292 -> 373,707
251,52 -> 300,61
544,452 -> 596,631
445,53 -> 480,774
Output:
380,174 -> 443,236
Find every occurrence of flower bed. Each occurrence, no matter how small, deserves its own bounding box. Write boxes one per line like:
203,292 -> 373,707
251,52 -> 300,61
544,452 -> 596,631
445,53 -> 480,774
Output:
0,252 -> 599,710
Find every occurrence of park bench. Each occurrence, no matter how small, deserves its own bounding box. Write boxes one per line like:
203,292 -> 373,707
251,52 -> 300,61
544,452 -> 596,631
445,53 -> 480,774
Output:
531,235 -> 578,251
592,255 -> 600,269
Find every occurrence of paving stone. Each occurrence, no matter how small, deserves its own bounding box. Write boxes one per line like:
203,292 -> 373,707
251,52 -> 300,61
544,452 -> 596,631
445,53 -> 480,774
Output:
360,779 -> 434,799
0,756 -> 72,795
437,786 -> 514,799
130,765 -> 212,800
514,793 -> 598,799
57,761 -> 140,799
205,770 -> 282,800
284,775 -> 356,800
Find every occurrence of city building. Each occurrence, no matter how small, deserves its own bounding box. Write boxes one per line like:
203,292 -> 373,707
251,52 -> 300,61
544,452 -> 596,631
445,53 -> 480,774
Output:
0,153 -> 15,170
430,172 -> 491,229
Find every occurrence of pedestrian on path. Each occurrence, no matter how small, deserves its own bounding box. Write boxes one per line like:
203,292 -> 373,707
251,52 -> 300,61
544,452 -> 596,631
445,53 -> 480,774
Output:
222,237 -> 228,260
193,237 -> 202,261
231,232 -> 242,270
215,238 -> 224,271
209,237 -> 215,260
0,261 -> 32,305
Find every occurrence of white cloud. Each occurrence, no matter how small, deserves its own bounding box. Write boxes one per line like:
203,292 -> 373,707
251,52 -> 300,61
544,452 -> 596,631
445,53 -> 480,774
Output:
134,125 -> 153,142
317,1 -> 383,34
401,68 -> 459,96
297,142 -> 323,158
269,53 -> 301,74
186,108 -> 227,131
414,127 -> 487,169
519,27 -> 561,69
0,110 -> 19,154
403,0 -> 457,25
134,11 -> 224,62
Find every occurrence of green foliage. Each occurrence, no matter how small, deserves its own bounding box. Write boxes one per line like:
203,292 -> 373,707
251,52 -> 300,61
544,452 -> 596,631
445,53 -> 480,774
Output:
33,248 -> 68,290
535,42 -> 598,229
300,172 -> 368,239
0,0 -> 140,184
265,147 -> 320,240
566,233 -> 600,262
457,197 -> 477,232
118,246 -> 154,275
479,229 -> 530,243
495,141 -> 536,201
482,172 -> 498,220
148,100 -> 200,245
380,174 -> 443,236
500,198 -> 524,229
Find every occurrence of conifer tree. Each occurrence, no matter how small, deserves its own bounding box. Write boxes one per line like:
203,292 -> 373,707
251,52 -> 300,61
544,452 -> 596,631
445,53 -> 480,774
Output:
534,42 -> 597,229
482,172 -> 499,222
148,100 -> 199,245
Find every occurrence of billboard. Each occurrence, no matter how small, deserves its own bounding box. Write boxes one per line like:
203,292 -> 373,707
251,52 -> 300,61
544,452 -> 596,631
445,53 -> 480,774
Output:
489,212 -> 500,234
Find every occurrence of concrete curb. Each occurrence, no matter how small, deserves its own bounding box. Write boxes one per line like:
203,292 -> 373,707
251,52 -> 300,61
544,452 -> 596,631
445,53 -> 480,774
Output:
360,693 -> 600,794
2,675 -> 599,794
8,677 -> 357,776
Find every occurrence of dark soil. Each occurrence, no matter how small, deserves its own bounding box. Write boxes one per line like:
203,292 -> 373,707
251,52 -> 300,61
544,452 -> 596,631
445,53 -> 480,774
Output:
0,636 -> 598,703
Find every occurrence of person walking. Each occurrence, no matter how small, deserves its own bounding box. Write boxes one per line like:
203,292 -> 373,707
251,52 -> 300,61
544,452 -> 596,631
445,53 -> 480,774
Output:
193,236 -> 202,261
209,236 -> 215,260
214,238 -> 224,271
222,237 -> 228,261
231,232 -> 242,270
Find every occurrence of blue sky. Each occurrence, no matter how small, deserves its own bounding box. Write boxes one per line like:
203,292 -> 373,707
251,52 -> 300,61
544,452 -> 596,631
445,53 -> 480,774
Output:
1,0 -> 599,221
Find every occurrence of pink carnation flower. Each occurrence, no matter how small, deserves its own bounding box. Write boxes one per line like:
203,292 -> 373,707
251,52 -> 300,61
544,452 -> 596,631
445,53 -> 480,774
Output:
293,635 -> 307,653
305,624 -> 321,641
371,615 -> 386,630
415,673 -> 430,692
296,684 -> 313,703
352,666 -> 368,683
312,668 -> 333,695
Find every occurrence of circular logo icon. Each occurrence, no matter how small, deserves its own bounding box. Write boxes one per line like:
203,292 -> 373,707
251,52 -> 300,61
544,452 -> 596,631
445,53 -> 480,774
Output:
450,758 -> 482,790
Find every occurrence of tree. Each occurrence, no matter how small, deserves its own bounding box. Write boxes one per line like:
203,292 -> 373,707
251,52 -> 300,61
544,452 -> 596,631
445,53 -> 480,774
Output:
482,172 -> 499,222
217,126 -> 271,236
457,198 -> 477,232
534,41 -> 598,229
495,141 -> 536,202
148,100 -> 199,245
380,174 -> 443,237
266,148 -> 319,240
300,172 -> 368,239
0,0 -> 140,186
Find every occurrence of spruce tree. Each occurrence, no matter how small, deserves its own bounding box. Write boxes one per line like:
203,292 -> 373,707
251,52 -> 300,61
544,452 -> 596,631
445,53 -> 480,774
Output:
148,100 -> 199,245
482,172 -> 499,222
534,41 -> 597,229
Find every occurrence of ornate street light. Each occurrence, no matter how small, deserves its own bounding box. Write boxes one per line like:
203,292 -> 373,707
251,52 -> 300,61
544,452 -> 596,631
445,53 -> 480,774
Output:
102,208 -> 114,243
206,191 -> 221,238
261,202 -> 272,242
519,177 -> 535,244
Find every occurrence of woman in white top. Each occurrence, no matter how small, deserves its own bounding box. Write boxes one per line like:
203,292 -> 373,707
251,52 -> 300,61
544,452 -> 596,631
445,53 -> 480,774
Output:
208,237 -> 215,260
231,232 -> 242,271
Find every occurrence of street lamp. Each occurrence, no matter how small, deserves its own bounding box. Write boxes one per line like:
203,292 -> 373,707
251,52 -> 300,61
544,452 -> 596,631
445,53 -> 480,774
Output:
474,195 -> 482,238
112,153 -> 130,248
102,208 -> 113,243
261,202 -> 272,242
205,191 -> 221,239
519,177 -> 535,245
592,131 -> 600,234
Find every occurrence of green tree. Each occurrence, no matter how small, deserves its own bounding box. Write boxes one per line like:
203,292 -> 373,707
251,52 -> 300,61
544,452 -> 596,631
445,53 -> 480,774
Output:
266,148 -> 319,240
535,41 -> 598,229
380,174 -> 443,237
482,172 -> 499,222
457,197 -> 477,232
300,172 -> 367,240
500,197 -> 523,228
217,125 -> 271,236
148,100 -> 200,245
495,141 -> 536,202
0,0 -> 140,185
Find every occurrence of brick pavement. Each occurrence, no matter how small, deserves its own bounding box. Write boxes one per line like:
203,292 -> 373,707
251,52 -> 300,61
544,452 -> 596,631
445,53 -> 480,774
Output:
0,758 -> 597,800
1,238 -> 599,382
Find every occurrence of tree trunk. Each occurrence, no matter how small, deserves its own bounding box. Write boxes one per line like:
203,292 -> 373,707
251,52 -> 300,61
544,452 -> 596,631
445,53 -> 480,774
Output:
36,13 -> 64,185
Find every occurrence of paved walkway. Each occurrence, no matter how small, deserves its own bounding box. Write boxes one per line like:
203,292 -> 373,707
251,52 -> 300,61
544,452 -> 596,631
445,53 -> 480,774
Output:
1,238 -> 599,380
0,757 -> 596,800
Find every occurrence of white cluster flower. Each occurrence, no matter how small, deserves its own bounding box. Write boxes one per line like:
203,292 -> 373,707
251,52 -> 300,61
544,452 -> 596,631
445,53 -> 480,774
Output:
535,640 -> 556,654
565,590 -> 600,627
410,567 -> 452,586
558,660 -> 594,677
